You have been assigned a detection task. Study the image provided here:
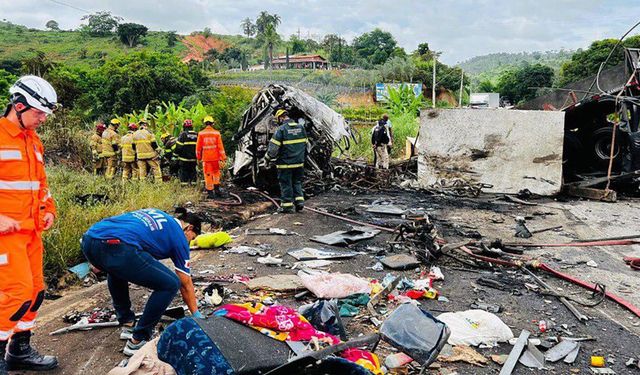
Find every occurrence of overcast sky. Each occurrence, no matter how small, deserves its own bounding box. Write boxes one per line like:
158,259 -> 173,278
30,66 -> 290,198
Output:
1,0 -> 639,64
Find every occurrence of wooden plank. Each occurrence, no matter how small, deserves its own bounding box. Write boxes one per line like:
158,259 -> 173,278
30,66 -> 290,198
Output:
563,186 -> 617,202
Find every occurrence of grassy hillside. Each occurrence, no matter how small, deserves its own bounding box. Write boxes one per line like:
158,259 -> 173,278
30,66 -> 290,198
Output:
458,50 -> 574,87
0,21 -> 189,70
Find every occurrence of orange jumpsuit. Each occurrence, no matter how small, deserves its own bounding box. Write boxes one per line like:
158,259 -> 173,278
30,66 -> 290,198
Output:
196,126 -> 226,191
0,117 -> 56,341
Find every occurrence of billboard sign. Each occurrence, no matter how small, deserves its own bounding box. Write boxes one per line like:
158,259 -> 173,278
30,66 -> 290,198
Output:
375,83 -> 422,102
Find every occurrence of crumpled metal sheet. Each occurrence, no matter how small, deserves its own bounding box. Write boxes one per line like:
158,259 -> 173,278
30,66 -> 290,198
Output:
544,340 -> 579,362
310,226 -> 381,246
518,342 -> 546,369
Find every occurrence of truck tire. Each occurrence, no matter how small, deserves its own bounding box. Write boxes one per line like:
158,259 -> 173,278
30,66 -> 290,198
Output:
591,126 -> 622,171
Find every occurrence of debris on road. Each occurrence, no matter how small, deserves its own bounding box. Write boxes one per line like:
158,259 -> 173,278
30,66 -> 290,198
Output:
298,271 -> 371,298
245,274 -> 305,292
310,226 -> 381,246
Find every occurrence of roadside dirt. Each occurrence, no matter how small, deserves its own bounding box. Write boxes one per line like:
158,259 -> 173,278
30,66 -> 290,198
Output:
21,189 -> 640,374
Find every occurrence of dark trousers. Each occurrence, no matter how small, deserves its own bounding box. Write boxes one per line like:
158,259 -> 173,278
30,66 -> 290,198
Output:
277,167 -> 304,210
178,160 -> 197,184
81,235 -> 180,341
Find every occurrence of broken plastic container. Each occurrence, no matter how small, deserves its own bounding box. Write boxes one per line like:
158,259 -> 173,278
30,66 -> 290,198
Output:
380,303 -> 451,366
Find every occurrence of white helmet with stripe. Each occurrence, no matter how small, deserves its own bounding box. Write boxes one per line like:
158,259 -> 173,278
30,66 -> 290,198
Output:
9,75 -> 58,114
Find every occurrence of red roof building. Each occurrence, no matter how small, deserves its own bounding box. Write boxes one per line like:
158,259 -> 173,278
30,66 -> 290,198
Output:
271,54 -> 328,70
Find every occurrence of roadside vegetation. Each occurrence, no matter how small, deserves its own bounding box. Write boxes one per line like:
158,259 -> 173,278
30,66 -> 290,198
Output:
43,167 -> 201,279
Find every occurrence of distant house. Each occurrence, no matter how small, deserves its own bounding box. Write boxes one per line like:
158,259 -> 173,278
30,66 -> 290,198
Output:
271,54 -> 328,70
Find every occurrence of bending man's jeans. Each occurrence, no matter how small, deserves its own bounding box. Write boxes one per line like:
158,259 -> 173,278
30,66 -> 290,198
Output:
81,235 -> 180,341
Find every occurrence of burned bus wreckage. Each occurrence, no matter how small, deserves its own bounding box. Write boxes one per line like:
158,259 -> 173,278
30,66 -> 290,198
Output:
231,84 -> 355,188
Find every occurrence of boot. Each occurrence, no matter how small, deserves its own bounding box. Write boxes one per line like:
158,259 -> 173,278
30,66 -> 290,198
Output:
206,189 -> 216,199
0,340 -> 7,375
5,331 -> 58,371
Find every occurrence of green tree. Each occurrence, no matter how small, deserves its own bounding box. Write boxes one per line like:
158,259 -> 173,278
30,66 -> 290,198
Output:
322,34 -> 347,63
255,11 -> 281,35
21,50 -> 56,76
260,23 -> 280,68
413,59 -> 466,92
117,23 -> 148,47
220,47 -> 248,69
380,56 -> 416,82
202,27 -> 212,38
353,28 -> 397,65
497,63 -> 554,104
91,51 -> 203,115
80,11 -> 122,36
559,35 -> 640,86
240,18 -> 256,37
45,20 -> 59,31
289,35 -> 306,54
45,65 -> 89,109
477,79 -> 495,92
166,31 -> 179,47
0,69 -> 17,108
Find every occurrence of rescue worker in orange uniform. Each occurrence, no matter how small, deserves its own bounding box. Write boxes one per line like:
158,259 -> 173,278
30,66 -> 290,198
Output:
133,119 -> 162,182
102,118 -> 121,179
121,123 -> 138,181
90,123 -> 106,175
196,116 -> 226,199
0,76 -> 59,372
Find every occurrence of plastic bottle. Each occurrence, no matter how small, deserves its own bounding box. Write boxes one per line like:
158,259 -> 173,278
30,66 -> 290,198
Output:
385,352 -> 413,369
538,320 -> 547,333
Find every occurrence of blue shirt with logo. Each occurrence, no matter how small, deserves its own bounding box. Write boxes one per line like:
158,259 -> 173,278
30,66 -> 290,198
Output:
85,208 -> 191,274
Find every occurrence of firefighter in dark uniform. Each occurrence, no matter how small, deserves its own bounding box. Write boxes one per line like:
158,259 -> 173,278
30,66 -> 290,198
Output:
160,133 -> 179,178
264,109 -> 307,213
174,119 -> 198,185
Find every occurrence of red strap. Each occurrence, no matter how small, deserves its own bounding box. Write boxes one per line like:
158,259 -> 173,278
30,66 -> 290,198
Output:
623,256 -> 640,270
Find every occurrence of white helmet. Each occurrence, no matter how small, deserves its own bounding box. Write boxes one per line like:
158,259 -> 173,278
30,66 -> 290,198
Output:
9,75 -> 58,114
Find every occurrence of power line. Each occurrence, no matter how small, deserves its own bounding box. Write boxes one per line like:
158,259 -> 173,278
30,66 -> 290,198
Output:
46,0 -> 91,14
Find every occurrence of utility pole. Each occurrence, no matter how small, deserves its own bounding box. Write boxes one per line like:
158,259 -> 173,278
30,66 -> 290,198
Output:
458,70 -> 464,107
297,27 -> 300,39
432,56 -> 437,108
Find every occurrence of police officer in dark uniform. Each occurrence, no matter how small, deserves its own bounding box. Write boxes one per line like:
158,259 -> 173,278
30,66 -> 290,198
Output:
174,119 -> 198,185
264,109 -> 307,213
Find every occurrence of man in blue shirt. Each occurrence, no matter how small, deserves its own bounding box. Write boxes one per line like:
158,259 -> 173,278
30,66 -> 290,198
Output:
81,208 -> 203,356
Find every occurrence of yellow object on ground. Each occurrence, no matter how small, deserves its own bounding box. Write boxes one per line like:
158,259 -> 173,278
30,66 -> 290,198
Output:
190,232 -> 233,249
591,356 -> 605,367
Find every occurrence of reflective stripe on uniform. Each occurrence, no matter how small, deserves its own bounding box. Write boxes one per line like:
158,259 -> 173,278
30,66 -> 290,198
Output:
282,138 -> 308,145
276,163 -> 304,169
16,320 -> 35,330
0,150 -> 22,160
295,197 -> 305,201
177,157 -> 197,162
0,180 -> 40,190
0,329 -> 12,340
270,139 -> 282,146
281,202 -> 294,207
137,152 -> 156,159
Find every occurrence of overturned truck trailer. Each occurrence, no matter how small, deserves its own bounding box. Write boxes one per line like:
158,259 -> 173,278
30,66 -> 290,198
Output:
520,48 -> 640,186
232,84 -> 354,187
418,48 -> 640,197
